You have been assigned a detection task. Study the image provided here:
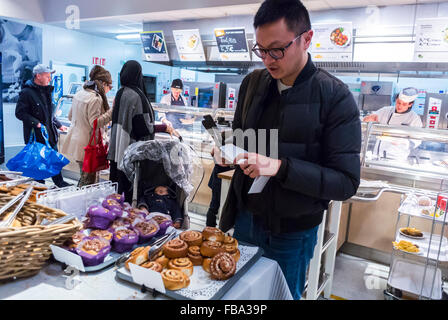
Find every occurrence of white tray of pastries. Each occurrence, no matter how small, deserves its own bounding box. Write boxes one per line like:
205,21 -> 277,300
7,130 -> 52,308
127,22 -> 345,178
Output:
115,227 -> 263,300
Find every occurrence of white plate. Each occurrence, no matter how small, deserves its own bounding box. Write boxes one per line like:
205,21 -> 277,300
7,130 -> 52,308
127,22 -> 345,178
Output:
399,229 -> 425,240
393,241 -> 423,255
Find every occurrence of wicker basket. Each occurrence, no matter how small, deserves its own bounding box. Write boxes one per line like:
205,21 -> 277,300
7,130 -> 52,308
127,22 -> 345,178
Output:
0,194 -> 82,280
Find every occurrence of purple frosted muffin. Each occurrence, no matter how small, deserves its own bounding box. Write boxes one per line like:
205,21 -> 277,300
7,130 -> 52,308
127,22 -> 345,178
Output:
86,205 -> 115,230
102,198 -> 122,212
76,236 -> 111,266
106,193 -> 125,206
132,219 -> 160,244
112,228 -> 139,253
150,215 -> 173,236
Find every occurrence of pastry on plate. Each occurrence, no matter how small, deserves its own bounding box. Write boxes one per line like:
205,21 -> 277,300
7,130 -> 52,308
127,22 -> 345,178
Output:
202,227 -> 225,242
400,227 -> 423,238
168,257 -> 194,277
179,230 -> 203,247
209,252 -> 236,280
163,239 -> 188,259
200,241 -> 224,258
161,269 -> 190,290
125,246 -> 151,270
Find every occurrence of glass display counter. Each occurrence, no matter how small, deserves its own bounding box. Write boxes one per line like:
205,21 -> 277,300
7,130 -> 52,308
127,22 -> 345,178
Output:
361,122 -> 448,192
341,122 -> 448,276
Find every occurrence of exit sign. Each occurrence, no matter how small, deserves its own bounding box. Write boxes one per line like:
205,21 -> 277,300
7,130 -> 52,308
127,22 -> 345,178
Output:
92,57 -> 106,66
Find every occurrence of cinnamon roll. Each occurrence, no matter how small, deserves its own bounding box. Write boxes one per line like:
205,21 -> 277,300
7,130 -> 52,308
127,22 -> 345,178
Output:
222,244 -> 240,262
200,241 -> 224,258
168,257 -> 194,277
202,257 -> 212,273
141,261 -> 163,273
210,252 -> 236,280
161,269 -> 190,290
152,251 -> 170,269
163,239 -> 188,259
179,230 -> 203,247
223,235 -> 238,248
202,227 -> 225,242
187,246 -> 203,266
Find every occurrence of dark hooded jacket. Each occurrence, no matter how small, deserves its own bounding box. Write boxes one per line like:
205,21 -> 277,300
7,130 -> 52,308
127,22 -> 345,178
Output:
108,60 -> 156,165
15,79 -> 62,147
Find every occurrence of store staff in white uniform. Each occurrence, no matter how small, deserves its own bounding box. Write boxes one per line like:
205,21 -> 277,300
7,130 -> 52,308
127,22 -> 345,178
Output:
159,79 -> 195,127
363,87 -> 423,161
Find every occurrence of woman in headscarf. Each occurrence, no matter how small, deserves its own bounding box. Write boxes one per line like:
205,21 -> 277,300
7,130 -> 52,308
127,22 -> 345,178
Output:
62,65 -> 113,187
108,60 -> 173,202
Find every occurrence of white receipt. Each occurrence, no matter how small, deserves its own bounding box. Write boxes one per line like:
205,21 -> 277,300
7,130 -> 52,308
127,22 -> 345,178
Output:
219,144 -> 247,164
219,144 -> 270,194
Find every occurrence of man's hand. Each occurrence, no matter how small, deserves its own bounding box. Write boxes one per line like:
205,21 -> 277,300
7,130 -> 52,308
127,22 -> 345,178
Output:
36,123 -> 42,128
211,146 -> 230,167
363,114 -> 378,122
234,153 -> 282,178
59,125 -> 68,132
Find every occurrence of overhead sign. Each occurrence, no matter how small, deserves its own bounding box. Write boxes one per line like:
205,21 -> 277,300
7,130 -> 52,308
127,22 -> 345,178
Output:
140,31 -> 169,62
414,18 -> 448,62
214,27 -> 250,61
310,22 -> 353,62
173,29 -> 206,61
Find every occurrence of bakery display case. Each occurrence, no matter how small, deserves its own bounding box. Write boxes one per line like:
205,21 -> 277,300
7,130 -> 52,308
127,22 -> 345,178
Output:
341,122 -> 448,299
361,122 -> 448,191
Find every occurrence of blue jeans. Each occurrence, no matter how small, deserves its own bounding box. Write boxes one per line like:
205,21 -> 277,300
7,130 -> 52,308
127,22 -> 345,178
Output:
233,210 -> 319,300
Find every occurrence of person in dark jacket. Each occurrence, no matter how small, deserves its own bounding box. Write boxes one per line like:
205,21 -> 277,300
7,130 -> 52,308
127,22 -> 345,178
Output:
15,64 -> 71,188
138,185 -> 183,229
108,60 -> 173,203
214,0 -> 361,299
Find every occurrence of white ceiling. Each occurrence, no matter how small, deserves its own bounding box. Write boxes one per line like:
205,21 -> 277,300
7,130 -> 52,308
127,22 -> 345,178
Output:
48,0 -> 447,39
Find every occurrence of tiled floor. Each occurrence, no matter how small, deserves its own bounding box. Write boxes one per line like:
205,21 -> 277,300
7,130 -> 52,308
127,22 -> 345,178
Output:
331,253 -> 390,300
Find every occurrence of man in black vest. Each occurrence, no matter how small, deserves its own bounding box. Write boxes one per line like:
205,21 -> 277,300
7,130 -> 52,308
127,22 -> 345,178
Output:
15,64 -> 71,188
215,0 -> 361,299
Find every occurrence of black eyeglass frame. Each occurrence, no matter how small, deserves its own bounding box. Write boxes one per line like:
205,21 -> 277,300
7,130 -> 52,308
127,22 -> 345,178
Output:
252,30 -> 309,60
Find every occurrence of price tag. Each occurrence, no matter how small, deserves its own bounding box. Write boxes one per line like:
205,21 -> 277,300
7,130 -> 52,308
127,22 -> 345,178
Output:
129,263 -> 166,294
50,244 -> 85,272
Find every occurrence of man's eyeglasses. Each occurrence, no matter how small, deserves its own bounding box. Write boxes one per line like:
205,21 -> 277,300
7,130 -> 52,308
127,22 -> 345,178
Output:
252,30 -> 309,60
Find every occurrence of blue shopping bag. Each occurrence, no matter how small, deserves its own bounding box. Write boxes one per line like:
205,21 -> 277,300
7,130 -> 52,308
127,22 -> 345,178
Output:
6,126 -> 70,180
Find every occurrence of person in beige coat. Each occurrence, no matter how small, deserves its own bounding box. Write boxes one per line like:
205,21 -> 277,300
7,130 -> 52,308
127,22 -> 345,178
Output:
62,65 -> 113,187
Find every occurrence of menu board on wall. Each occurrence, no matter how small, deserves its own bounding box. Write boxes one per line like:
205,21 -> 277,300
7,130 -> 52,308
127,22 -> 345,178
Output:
310,22 -> 353,62
414,18 -> 448,62
214,27 -> 251,61
140,31 -> 169,62
173,29 -> 206,61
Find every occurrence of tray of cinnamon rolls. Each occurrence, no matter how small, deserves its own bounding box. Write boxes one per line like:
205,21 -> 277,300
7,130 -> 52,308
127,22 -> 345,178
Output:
115,226 -> 263,300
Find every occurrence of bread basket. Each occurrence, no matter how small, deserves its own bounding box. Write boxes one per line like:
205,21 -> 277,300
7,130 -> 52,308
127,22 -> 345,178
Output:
0,194 -> 82,281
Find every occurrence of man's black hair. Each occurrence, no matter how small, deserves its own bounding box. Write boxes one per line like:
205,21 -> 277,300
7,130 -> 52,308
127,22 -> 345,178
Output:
254,0 -> 311,36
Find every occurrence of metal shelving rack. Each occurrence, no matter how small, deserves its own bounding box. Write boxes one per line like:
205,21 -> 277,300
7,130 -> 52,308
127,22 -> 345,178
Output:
385,190 -> 448,300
